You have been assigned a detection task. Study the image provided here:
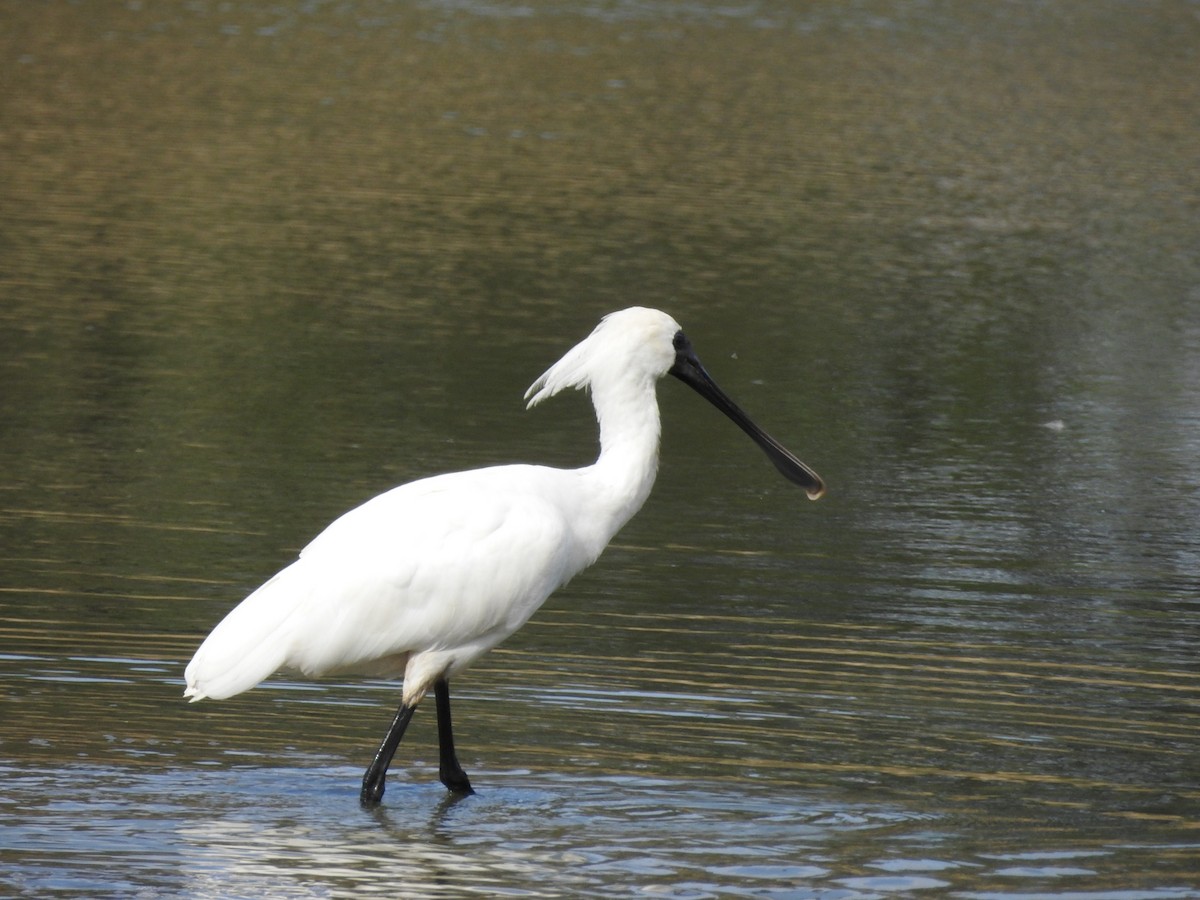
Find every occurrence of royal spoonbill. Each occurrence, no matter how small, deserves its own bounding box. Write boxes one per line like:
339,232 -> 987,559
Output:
184,307 -> 824,804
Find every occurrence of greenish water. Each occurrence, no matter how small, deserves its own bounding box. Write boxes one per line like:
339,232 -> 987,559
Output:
2,1 -> 1198,896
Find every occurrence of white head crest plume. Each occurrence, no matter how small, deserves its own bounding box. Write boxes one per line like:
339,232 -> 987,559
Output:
524,307 -> 680,408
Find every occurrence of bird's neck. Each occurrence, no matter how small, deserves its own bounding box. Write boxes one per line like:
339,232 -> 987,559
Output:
586,378 -> 662,529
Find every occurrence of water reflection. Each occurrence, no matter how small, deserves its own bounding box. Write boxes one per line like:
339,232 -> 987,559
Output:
5,754 -> 1197,898
0,759 -> 955,897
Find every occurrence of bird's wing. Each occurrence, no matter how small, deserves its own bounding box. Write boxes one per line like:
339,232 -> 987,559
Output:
185,466 -> 586,700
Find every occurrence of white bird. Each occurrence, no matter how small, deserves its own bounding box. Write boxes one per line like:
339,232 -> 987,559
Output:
184,307 -> 824,804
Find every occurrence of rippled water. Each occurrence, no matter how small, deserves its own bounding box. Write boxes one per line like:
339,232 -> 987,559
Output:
2,0 -> 1199,897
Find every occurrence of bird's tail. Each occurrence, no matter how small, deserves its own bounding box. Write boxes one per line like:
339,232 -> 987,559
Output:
183,567 -> 298,702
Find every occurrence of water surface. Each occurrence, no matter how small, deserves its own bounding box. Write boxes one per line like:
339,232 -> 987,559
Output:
1,1 -> 1198,897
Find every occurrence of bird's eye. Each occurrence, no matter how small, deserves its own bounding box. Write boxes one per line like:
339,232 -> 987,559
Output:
672,331 -> 687,351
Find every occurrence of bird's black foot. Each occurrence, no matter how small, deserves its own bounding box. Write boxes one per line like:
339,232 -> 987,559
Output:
439,763 -> 474,795
361,701 -> 416,807
361,769 -> 387,806
434,679 -> 474,795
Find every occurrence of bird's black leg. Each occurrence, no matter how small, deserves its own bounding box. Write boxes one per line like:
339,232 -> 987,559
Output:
361,700 -> 416,806
434,678 -> 474,794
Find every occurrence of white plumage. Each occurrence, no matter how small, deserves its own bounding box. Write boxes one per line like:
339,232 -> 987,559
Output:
184,307 -> 823,803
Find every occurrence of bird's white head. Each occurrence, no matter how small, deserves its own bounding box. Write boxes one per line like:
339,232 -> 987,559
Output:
524,307 -> 681,407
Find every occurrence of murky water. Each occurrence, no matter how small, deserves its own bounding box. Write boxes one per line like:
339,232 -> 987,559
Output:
2,0 -> 1198,896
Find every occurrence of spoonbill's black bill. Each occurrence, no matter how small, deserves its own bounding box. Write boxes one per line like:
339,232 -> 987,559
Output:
183,307 -> 824,805
669,331 -> 825,499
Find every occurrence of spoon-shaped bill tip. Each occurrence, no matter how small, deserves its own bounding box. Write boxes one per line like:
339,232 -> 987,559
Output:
760,434 -> 826,500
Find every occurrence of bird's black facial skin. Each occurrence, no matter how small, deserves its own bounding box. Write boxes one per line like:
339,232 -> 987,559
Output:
669,330 -> 826,500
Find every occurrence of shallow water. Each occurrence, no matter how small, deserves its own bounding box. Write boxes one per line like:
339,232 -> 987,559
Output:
2,0 -> 1199,897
